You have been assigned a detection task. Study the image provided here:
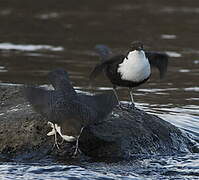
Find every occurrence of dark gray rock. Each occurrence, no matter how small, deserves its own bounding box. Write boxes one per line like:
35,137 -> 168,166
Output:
80,107 -> 197,160
0,85 -> 198,162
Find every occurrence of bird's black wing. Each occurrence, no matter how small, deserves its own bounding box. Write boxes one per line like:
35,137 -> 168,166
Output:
78,91 -> 117,122
94,44 -> 113,62
25,86 -> 75,124
145,51 -> 168,79
24,86 -> 53,118
89,55 -> 125,82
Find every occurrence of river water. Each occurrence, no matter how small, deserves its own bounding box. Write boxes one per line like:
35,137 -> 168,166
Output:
0,0 -> 198,179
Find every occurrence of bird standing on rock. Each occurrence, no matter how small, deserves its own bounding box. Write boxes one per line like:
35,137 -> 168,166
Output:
25,68 -> 117,156
89,41 -> 168,108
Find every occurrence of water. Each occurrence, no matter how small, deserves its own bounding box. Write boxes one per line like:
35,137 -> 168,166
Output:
1,155 -> 199,179
0,0 -> 199,179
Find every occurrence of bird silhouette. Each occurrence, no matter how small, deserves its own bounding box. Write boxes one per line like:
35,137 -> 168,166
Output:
25,68 -> 117,155
90,41 -> 168,108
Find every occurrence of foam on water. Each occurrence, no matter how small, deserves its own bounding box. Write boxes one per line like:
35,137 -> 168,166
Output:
0,43 -> 64,52
165,51 -> 182,58
161,34 -> 177,39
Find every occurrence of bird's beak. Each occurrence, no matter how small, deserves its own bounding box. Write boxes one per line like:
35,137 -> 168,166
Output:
137,47 -> 143,51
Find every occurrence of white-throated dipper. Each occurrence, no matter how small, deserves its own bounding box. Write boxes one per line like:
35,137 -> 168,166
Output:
25,68 -> 117,155
90,41 -> 168,107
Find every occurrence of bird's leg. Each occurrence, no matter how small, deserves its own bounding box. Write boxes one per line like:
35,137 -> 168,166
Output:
113,86 -> 130,110
58,138 -> 64,145
47,122 -> 64,146
129,88 -> 135,108
47,122 -> 60,150
73,127 -> 84,157
52,124 -> 61,150
113,86 -> 122,108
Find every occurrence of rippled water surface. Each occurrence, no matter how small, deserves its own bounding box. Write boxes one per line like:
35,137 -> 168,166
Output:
0,0 -> 198,179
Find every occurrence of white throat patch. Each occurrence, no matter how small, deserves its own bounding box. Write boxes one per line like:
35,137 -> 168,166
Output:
117,50 -> 151,82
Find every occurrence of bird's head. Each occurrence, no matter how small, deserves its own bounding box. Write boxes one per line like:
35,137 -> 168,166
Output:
48,68 -> 69,81
48,68 -> 70,89
125,41 -> 145,60
130,41 -> 144,51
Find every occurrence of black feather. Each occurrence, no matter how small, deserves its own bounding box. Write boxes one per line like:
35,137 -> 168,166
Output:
145,51 -> 168,79
25,69 -> 117,132
89,54 -> 125,83
89,63 -> 108,82
95,44 -> 112,61
24,86 -> 53,118
79,92 -> 117,121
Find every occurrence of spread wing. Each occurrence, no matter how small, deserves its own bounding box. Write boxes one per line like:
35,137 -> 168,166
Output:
145,51 -> 168,79
78,91 -> 117,121
89,55 -> 125,82
94,44 -> 113,62
24,86 -> 116,125
24,86 -> 53,118
24,86 -> 78,124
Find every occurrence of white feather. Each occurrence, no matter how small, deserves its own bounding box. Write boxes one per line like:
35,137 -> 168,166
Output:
47,121 -> 56,136
47,121 -> 76,142
117,50 -> 151,82
55,124 -> 76,142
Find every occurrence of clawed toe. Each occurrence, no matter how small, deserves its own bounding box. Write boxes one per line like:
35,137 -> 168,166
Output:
116,102 -> 135,110
128,103 -> 135,109
72,147 -> 82,157
52,142 -> 61,150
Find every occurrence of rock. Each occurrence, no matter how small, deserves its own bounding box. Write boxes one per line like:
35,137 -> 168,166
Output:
80,107 -> 196,160
0,85 -> 53,162
0,85 -> 197,162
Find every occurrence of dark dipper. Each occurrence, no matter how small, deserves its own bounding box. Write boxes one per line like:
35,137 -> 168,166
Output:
25,68 -> 117,155
90,41 -> 168,107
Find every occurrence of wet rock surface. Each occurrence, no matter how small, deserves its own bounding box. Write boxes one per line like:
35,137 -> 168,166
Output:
0,85 -> 198,162
80,107 -> 197,160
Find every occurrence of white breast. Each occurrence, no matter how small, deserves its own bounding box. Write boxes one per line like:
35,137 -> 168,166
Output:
117,50 -> 151,82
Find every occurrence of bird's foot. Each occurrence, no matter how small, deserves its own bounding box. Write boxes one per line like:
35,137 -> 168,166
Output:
52,141 -> 61,150
116,103 -> 130,111
72,146 -> 82,158
128,102 -> 135,109
58,138 -> 64,145
72,127 -> 84,158
51,138 -> 64,150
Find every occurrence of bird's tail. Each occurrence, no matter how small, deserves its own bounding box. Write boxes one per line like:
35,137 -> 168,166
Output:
94,44 -> 112,62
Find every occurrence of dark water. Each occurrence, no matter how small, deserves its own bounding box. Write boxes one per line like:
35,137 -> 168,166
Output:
0,0 -> 199,179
